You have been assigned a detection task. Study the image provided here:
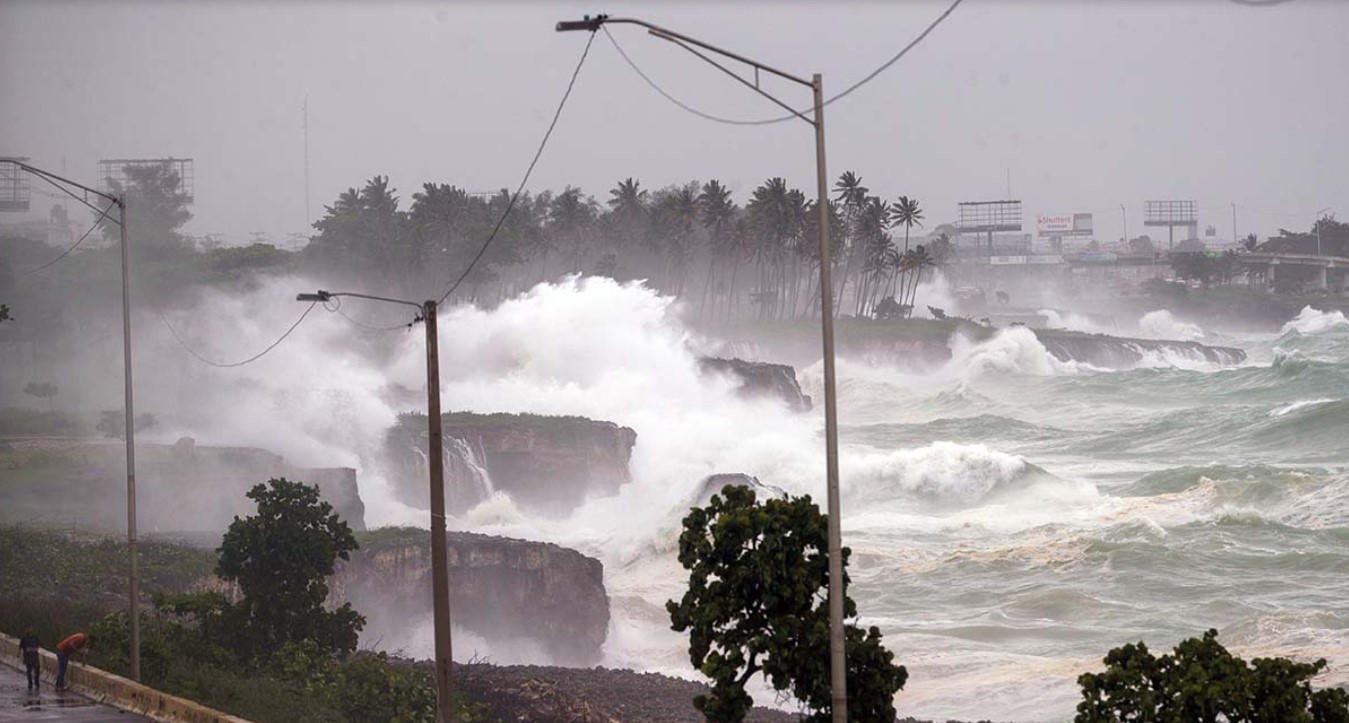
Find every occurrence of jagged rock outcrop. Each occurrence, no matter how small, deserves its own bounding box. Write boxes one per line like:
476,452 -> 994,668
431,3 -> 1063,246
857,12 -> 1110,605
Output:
0,437 -> 365,531
331,529 -> 609,665
385,412 -> 637,514
691,473 -> 788,508
698,357 -> 812,412
1033,330 -> 1247,367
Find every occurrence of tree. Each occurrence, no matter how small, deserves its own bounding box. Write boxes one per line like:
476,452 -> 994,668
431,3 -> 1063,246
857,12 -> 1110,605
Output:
1076,629 -> 1349,723
23,382 -> 57,412
891,196 -> 924,314
1242,233 -> 1259,252
667,485 -> 907,723
0,304 -> 9,323
217,478 -> 365,661
102,162 -> 193,253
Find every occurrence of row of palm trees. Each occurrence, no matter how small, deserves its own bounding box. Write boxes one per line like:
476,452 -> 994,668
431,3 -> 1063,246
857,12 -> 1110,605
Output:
302,172 -> 953,321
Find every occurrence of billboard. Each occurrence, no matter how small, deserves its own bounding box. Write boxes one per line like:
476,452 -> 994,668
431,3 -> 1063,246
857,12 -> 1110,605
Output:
958,200 -> 1022,232
98,158 -> 195,203
0,157 -> 31,212
1036,215 -> 1073,235
1144,200 -> 1197,226
1073,213 -> 1093,234
1037,213 -> 1094,237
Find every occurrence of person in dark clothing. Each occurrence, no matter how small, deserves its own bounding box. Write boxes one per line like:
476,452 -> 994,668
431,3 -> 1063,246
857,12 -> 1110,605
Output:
19,625 -> 41,690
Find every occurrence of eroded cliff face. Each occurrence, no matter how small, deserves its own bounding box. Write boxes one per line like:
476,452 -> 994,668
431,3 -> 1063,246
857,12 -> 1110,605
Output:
697,357 -> 813,412
331,529 -> 610,666
385,412 -> 636,514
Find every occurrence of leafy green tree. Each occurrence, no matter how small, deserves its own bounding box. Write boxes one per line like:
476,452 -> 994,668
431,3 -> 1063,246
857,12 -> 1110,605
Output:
667,485 -> 907,723
102,162 -> 193,253
217,478 -> 365,661
1076,629 -> 1349,723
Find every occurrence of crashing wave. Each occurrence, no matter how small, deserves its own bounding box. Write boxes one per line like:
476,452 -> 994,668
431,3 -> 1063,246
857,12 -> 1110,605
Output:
1138,310 -> 1205,341
1281,306 -> 1349,336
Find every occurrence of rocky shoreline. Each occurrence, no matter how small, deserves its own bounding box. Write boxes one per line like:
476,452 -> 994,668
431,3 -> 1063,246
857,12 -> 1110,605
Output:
428,661 -> 1001,723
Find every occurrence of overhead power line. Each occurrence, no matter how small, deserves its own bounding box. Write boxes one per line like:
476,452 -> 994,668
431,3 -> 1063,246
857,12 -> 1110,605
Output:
436,28 -> 597,305
159,302 -> 318,368
603,0 -> 964,126
23,201 -> 117,274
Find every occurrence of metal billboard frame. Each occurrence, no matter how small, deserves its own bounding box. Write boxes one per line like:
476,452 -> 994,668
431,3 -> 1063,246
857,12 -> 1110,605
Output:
0,157 -> 31,212
97,158 -> 195,203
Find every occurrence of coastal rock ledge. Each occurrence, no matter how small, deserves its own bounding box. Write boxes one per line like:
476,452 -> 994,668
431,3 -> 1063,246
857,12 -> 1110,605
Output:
330,529 -> 610,666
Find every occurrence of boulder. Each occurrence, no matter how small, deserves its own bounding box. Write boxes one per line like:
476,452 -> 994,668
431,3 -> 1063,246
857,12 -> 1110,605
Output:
698,357 -> 812,412
691,473 -> 788,509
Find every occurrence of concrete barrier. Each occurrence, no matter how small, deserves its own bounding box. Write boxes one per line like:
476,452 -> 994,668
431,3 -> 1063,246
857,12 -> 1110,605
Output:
0,632 -> 253,723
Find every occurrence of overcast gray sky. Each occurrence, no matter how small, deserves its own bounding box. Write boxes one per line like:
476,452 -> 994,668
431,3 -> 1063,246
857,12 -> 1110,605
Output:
2,0 -> 1345,245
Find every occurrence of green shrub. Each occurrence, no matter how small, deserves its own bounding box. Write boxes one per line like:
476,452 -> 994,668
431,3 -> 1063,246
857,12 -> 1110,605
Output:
1077,629 -> 1349,723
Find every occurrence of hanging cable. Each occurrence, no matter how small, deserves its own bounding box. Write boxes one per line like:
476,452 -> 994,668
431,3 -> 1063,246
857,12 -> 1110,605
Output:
603,0 -> 964,127
436,29 -> 596,305
23,201 -> 117,274
159,302 -> 318,368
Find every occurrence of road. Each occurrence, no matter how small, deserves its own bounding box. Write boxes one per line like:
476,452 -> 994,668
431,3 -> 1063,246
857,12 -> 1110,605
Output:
0,663 -> 148,722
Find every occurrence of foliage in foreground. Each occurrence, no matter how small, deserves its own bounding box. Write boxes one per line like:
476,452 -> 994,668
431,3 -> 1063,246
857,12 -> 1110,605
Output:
216,478 -> 365,660
668,484 -> 907,723
1077,629 -> 1349,723
1,479 -> 491,723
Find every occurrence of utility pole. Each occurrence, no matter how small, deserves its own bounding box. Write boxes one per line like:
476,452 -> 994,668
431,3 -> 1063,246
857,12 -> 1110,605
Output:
1231,202 -> 1237,248
119,193 -> 140,683
298,290 -> 454,723
6,161 -> 139,680
1316,208 -> 1331,257
424,299 -> 455,723
556,16 -> 847,721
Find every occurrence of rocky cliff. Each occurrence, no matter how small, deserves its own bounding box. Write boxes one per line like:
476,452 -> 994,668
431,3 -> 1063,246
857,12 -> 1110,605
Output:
0,437 -> 365,532
697,357 -> 812,412
385,412 -> 636,514
1034,330 -> 1246,367
331,528 -> 610,665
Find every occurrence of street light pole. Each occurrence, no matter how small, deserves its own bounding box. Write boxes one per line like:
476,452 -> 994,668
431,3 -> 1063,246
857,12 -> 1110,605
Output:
118,194 -> 141,683
298,290 -> 454,723
1316,207 -> 1331,257
423,299 -> 455,723
7,161 -> 141,681
556,17 -> 848,721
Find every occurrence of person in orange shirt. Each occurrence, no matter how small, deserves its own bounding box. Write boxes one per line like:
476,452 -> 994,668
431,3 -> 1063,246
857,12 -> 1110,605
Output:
54,632 -> 91,691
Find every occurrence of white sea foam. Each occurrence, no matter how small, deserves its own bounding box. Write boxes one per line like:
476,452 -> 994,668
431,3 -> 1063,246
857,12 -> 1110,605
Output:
949,326 -> 1093,378
1269,398 -> 1337,417
1039,308 -> 1110,334
1138,309 -> 1205,341
1281,306 -> 1349,335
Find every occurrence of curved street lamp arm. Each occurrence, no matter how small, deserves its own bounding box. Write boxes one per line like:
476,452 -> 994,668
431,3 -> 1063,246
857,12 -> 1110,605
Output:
648,30 -> 814,126
559,15 -> 811,88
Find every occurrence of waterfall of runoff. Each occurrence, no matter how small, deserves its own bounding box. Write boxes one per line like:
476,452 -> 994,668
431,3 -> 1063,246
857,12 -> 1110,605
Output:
141,276 -> 1349,722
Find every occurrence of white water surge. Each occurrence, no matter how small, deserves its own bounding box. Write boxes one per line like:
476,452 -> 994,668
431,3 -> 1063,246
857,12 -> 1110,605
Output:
141,277 -> 1349,721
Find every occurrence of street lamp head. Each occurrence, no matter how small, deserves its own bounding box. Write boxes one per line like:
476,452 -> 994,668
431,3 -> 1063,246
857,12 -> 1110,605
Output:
556,14 -> 608,32
296,291 -> 331,302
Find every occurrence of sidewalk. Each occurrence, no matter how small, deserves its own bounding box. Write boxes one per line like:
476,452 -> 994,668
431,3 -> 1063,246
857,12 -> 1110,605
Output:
0,662 -> 149,722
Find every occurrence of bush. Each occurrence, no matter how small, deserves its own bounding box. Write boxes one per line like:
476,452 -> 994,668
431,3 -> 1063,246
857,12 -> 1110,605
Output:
1076,629 -> 1349,722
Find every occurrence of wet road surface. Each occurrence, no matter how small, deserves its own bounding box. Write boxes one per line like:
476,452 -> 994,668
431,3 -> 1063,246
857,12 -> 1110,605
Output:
0,663 -> 149,721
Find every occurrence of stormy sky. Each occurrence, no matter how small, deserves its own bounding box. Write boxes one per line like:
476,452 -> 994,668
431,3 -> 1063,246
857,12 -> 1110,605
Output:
1,0 -> 1345,245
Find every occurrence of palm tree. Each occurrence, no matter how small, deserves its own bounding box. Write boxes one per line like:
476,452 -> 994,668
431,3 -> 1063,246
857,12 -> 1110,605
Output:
892,195 -> 924,315
832,171 -> 870,316
904,244 -> 934,317
549,186 -> 598,275
697,179 -> 737,319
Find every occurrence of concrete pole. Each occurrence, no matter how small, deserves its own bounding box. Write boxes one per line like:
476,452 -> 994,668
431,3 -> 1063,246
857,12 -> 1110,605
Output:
424,300 -> 455,723
813,74 -> 848,723
119,196 -> 140,682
